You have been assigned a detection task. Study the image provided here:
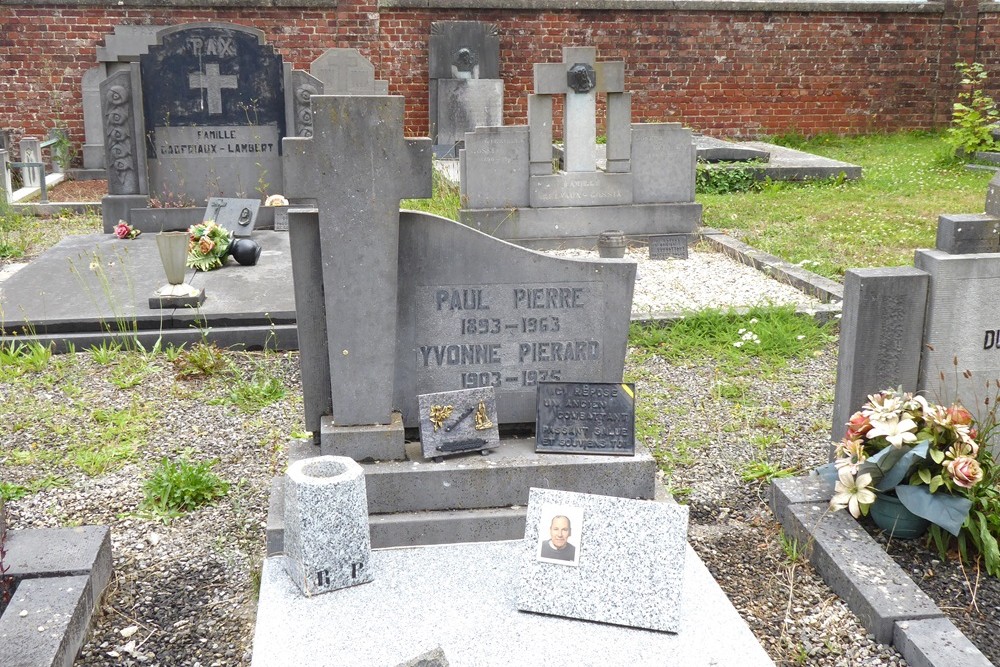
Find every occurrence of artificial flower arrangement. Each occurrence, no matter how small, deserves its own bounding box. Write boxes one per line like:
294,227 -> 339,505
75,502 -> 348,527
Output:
113,220 -> 141,240
263,194 -> 288,207
186,220 -> 232,272
824,387 -> 986,538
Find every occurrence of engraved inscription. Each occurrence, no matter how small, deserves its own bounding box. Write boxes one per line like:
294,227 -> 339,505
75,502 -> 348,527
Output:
414,282 -> 604,393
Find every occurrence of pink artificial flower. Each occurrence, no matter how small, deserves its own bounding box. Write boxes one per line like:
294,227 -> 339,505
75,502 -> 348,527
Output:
946,404 -> 974,426
198,237 -> 215,255
845,411 -> 872,439
114,221 -> 131,239
946,456 -> 984,489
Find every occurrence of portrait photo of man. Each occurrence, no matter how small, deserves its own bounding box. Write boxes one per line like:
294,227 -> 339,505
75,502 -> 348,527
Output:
536,505 -> 583,566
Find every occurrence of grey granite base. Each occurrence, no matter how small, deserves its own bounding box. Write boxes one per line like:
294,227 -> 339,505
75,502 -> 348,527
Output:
251,541 -> 774,667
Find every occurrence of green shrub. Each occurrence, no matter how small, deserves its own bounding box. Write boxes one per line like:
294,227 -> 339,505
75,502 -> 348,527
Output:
695,163 -> 761,195
946,62 -> 999,155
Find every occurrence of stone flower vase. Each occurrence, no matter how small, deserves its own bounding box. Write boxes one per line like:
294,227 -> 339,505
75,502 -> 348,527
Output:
155,231 -> 189,285
869,491 -> 930,540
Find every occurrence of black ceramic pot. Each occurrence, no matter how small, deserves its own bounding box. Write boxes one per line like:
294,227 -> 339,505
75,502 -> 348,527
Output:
227,238 -> 262,266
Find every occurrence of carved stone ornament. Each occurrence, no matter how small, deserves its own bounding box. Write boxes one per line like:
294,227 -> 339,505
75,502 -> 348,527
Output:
567,63 -> 596,94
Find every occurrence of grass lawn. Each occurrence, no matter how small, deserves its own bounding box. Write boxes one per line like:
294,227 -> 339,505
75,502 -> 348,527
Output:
699,131 -> 995,280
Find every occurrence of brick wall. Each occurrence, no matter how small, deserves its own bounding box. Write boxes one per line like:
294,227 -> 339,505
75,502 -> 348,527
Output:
0,0 -> 990,164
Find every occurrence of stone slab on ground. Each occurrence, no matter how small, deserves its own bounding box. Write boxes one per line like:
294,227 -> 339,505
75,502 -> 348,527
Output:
251,541 -> 775,667
893,617 -> 995,667
0,574 -> 94,667
0,231 -> 296,351
0,526 -> 113,667
771,477 -> 994,667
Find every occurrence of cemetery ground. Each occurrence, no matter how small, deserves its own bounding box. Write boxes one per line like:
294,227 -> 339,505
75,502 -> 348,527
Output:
0,130 -> 998,665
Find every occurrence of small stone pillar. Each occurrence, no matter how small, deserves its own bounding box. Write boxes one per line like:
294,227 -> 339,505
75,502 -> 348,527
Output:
283,455 -> 373,596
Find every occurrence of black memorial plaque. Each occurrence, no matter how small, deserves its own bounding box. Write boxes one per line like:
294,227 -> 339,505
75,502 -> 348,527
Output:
648,234 -> 689,260
535,381 -> 635,456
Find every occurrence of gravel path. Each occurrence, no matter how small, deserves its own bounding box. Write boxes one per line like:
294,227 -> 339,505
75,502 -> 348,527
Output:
0,245 -> 993,666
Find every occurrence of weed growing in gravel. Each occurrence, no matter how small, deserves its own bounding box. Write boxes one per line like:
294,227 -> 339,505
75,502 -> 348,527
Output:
141,457 -> 229,521
173,340 -> 228,378
221,372 -> 286,413
0,340 -> 52,379
88,340 -> 121,365
740,459 -> 797,483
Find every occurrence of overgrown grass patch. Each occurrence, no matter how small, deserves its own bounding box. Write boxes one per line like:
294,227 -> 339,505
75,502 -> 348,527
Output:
630,305 -> 834,369
700,131 -> 993,279
401,166 -> 461,220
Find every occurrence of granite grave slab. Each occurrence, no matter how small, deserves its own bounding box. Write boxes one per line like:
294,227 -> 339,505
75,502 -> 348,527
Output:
251,539 -> 774,666
517,488 -> 687,633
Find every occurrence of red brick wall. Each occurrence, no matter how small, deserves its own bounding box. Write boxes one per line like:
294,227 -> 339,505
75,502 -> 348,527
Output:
0,1 -> 987,164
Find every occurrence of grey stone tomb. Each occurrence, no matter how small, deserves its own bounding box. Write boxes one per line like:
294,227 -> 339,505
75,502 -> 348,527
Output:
830,267 -> 928,441
417,387 -> 500,459
832,177 -> 1000,452
284,94 -> 637,461
459,46 -> 701,246
310,48 -> 388,95
518,487 -> 688,632
99,23 -> 322,232
283,455 -> 373,596
429,21 -> 503,157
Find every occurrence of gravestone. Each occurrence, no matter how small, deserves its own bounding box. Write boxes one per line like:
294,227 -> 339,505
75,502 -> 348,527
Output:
141,23 -> 286,203
284,95 -> 431,460
100,23 -> 319,233
310,49 -> 388,95
517,487 -> 688,632
428,21 -> 503,157
831,267 -> 928,442
460,47 -> 700,247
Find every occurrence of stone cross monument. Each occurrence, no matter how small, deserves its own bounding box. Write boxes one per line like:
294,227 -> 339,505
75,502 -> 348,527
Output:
283,96 -> 431,459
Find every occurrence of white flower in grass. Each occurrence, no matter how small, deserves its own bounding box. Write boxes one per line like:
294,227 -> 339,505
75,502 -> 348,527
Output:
830,468 -> 876,518
866,414 -> 918,447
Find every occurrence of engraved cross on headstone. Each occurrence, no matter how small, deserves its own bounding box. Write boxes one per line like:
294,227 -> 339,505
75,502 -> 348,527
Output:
533,47 -> 626,173
283,96 -> 431,427
189,63 -> 238,115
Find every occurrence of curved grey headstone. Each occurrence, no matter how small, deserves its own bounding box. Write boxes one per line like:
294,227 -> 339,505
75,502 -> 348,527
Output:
283,455 -> 373,596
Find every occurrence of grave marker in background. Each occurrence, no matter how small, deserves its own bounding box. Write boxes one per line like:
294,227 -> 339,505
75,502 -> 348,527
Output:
310,49 -> 388,95
460,46 -> 700,247
140,23 -> 286,203
428,21 -> 503,156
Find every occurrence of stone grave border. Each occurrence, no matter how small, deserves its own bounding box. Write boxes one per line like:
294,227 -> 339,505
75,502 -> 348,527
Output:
0,526 -> 113,667
769,476 -> 995,667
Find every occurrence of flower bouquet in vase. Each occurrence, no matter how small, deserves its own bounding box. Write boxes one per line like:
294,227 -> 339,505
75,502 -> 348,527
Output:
821,388 -> 987,540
